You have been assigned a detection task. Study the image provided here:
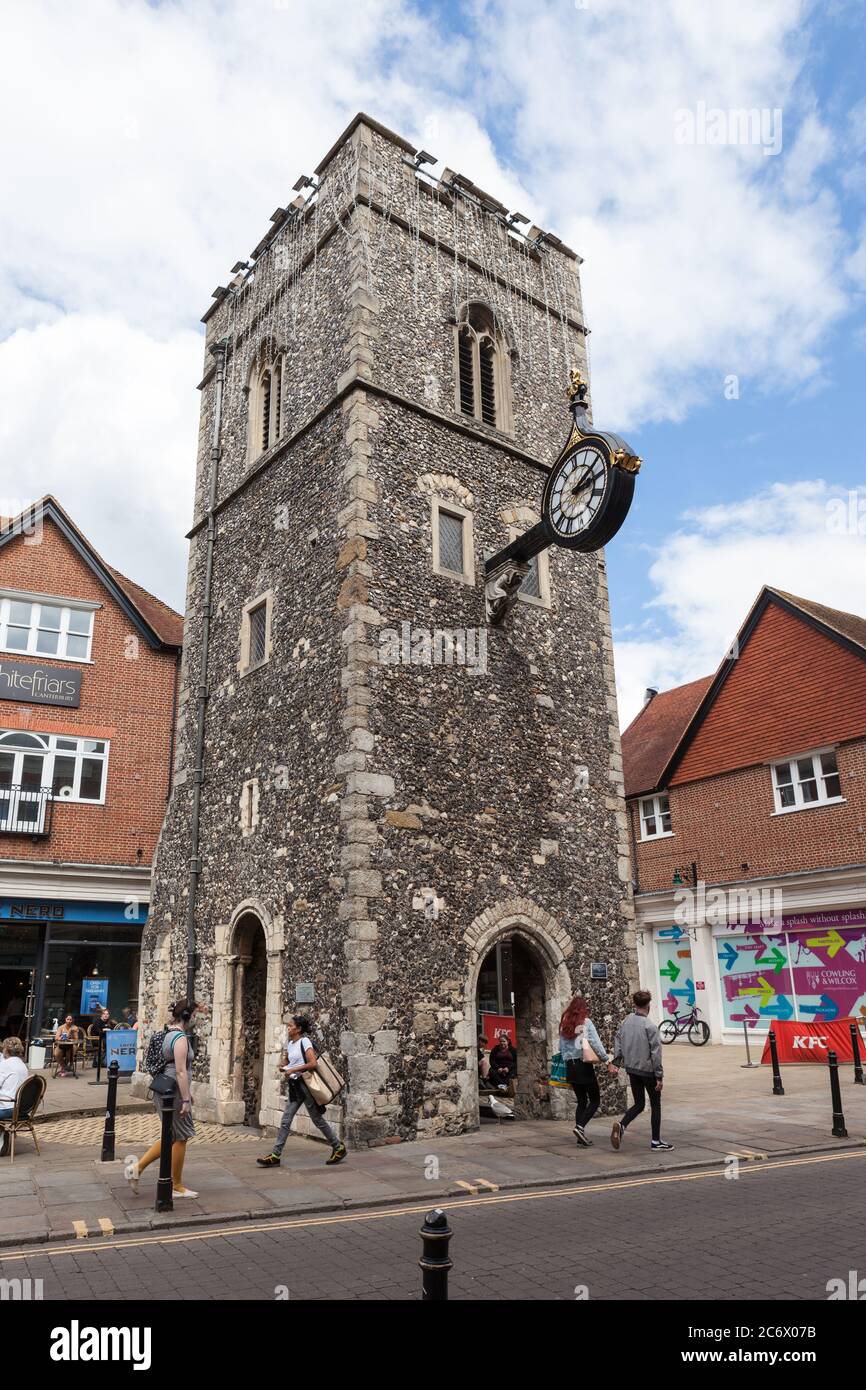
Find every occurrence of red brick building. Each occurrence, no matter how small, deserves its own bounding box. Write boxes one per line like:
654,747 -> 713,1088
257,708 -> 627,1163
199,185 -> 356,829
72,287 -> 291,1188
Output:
0,497 -> 182,1043
622,587 -> 866,1042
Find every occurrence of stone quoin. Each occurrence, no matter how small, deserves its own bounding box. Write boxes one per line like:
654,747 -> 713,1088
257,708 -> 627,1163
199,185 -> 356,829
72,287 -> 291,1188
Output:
135,114 -> 638,1145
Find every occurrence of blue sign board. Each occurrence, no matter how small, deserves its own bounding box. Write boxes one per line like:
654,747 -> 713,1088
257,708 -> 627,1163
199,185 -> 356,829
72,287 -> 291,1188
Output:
1,898 -> 147,925
105,1028 -> 138,1074
80,978 -> 109,1014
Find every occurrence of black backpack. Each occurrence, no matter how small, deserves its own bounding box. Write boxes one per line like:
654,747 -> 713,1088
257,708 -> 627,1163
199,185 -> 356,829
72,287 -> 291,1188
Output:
144,1027 -> 172,1077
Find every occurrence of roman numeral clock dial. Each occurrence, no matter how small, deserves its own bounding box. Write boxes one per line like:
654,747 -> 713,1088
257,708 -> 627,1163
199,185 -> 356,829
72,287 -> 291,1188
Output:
484,370 -> 642,623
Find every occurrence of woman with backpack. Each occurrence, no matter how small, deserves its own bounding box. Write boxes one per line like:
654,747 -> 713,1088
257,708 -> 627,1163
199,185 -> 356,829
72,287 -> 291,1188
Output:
256,1015 -> 346,1167
559,995 -> 611,1147
127,999 -> 200,1199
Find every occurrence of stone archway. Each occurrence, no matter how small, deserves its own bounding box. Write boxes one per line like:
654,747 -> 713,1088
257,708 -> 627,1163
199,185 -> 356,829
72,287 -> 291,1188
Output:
210,900 -> 285,1127
463,898 -> 574,1127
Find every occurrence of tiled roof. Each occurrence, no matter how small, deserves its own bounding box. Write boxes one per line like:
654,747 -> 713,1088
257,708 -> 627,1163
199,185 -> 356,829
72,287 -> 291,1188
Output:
768,589 -> 866,654
107,567 -> 184,648
621,674 -> 714,798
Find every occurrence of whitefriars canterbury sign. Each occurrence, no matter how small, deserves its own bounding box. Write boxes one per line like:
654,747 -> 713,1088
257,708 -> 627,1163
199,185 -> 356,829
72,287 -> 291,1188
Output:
0,659 -> 82,708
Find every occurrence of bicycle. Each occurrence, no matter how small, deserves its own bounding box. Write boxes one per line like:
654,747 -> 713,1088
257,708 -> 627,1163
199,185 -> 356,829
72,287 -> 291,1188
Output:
659,1005 -> 710,1046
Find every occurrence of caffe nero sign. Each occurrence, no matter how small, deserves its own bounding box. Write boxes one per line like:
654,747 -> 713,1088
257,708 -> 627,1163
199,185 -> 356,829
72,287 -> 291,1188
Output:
0,659 -> 82,708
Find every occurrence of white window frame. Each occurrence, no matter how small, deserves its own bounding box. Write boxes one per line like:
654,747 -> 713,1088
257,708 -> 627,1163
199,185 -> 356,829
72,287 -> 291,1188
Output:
238,592 -> 274,676
0,590 -> 97,663
639,793 -> 673,840
508,527 -> 551,609
770,746 -> 845,815
0,729 -> 110,808
431,498 -> 475,586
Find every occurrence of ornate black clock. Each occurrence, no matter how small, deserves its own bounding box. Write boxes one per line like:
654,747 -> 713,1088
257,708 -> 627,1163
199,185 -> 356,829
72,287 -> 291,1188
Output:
484,370 -> 641,622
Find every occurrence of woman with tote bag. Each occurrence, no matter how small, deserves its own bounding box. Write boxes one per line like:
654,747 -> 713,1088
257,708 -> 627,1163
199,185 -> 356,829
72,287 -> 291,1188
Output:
559,995 -> 611,1147
257,1015 -> 347,1168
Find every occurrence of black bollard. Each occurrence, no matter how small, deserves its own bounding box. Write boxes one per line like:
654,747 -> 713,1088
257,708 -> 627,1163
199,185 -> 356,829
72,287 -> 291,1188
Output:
850,1023 -> 864,1086
829,1051 -> 848,1138
419,1208 -> 453,1300
768,1029 -> 785,1095
101,1060 -> 119,1161
155,1079 -> 177,1213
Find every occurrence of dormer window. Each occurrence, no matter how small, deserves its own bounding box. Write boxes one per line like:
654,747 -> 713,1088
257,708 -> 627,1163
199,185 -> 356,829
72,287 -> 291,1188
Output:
455,303 -> 512,432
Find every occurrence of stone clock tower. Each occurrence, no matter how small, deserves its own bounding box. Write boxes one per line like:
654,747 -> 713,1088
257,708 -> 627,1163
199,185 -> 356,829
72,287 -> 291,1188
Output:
139,113 -> 638,1145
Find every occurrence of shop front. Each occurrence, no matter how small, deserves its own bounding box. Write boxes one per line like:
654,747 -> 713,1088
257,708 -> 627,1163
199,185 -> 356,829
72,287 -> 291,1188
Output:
646,908 -> 866,1041
0,897 -> 146,1043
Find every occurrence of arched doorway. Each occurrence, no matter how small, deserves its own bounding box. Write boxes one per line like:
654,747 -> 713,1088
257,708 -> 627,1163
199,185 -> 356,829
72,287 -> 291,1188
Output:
230,912 -> 268,1126
476,934 -> 553,1120
466,901 -> 574,1129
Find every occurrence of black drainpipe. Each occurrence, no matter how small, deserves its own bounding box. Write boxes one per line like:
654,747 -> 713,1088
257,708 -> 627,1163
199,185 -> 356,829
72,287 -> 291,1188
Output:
186,336 -> 229,1002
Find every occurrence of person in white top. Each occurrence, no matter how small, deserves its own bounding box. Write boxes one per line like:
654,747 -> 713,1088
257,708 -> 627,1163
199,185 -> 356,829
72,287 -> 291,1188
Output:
0,1037 -> 29,1157
256,1015 -> 347,1168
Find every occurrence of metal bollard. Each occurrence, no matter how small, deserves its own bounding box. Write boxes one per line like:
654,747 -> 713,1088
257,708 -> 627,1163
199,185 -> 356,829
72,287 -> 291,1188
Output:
419,1208 -> 453,1300
155,1080 -> 177,1213
828,1051 -> 848,1138
741,1019 -> 757,1068
100,1060 -> 119,1161
768,1030 -> 785,1095
850,1023 -> 864,1086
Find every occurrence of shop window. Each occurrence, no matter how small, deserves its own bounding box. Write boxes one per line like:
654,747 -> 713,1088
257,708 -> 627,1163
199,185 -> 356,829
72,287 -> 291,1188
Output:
771,748 -> 843,813
431,498 -> 474,586
239,592 -> 273,676
640,793 -> 672,839
0,593 -> 95,661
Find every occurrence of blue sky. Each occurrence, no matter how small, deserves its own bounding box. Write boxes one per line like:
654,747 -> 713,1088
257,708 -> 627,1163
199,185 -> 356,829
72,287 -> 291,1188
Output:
0,0 -> 864,724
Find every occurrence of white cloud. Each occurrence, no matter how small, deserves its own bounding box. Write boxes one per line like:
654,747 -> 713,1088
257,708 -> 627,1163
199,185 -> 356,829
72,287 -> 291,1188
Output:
613,479 -> 866,727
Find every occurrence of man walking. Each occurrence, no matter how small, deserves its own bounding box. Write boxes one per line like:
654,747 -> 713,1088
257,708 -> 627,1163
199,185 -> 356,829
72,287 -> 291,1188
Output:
608,990 -> 674,1152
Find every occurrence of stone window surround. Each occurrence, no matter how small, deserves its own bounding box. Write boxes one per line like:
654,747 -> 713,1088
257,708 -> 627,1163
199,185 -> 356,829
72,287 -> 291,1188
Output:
238,590 -> 274,677
507,524 -> 551,610
245,349 -> 285,464
452,302 -> 514,436
430,496 -> 475,587
240,776 -> 260,837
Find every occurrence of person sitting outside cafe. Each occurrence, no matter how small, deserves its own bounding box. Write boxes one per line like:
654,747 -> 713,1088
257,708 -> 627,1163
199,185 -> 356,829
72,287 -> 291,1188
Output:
119,1006 -> 138,1029
0,1037 -> 29,1156
90,1008 -> 115,1065
53,1014 -> 81,1076
488,1034 -> 517,1092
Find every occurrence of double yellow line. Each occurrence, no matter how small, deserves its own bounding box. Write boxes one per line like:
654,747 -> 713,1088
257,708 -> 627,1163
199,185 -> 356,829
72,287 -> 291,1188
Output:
2,1147 -> 864,1264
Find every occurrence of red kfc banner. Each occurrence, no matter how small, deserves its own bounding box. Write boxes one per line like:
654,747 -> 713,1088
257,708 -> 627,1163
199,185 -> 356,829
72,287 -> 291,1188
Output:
760,1017 -> 864,1064
480,1013 -> 517,1049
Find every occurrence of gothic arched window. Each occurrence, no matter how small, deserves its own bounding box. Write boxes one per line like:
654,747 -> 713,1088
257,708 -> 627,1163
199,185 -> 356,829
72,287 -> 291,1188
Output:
247,348 -> 284,462
455,304 -> 511,432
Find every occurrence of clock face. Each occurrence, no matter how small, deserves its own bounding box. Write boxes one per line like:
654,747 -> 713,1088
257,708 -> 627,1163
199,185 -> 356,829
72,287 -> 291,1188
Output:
547,444 -> 607,541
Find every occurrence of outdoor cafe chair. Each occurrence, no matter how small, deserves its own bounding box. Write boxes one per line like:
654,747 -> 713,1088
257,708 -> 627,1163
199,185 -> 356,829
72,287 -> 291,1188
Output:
1,1073 -> 46,1163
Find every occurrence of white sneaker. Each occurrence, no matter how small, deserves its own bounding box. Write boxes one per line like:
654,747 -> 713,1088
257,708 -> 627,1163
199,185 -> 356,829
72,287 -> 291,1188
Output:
172,1187 -> 199,1199
125,1158 -> 140,1195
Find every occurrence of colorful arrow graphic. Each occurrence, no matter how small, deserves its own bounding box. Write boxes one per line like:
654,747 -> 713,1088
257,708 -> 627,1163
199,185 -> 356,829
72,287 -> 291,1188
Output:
805,930 -> 845,959
662,992 -> 678,1014
761,994 -> 793,1020
672,979 -> 696,1009
730,1004 -> 760,1026
738,975 -> 776,1009
801,994 -> 840,1021
659,960 -> 681,983
755,946 -> 786,974
718,942 -> 739,972
658,926 -> 684,941
677,949 -> 691,958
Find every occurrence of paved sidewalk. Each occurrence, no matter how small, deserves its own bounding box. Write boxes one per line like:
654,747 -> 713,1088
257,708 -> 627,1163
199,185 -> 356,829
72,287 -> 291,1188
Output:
33,1067 -> 149,1119
2,1044 -> 863,1247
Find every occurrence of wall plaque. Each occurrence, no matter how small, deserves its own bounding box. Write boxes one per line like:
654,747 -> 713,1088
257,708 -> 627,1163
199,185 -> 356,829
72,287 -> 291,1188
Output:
0,659 -> 82,708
